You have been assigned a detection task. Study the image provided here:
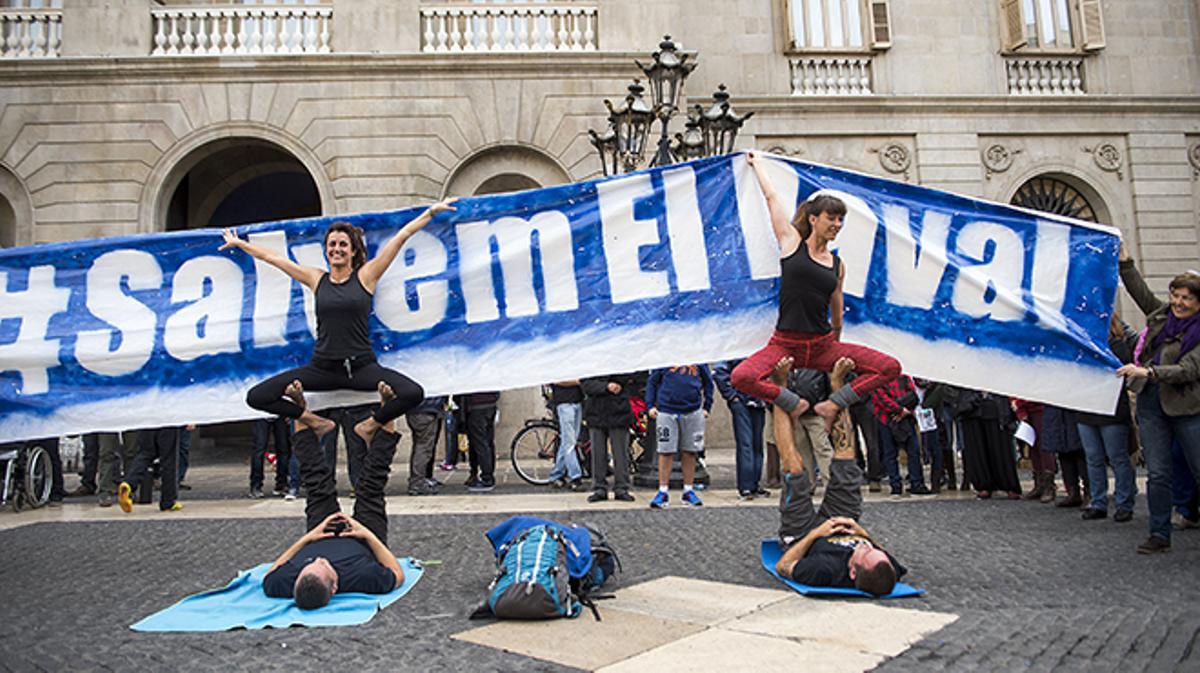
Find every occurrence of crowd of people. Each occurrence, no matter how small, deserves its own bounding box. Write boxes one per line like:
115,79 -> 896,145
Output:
5,156 -> 1196,613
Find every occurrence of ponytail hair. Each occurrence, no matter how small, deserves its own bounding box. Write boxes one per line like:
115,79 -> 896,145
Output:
324,221 -> 368,270
790,194 -> 847,240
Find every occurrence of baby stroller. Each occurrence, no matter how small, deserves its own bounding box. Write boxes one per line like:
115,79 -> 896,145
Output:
0,441 -> 53,512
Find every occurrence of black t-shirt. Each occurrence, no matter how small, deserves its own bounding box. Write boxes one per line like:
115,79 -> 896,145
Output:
789,534 -> 907,588
551,384 -> 584,405
262,537 -> 395,598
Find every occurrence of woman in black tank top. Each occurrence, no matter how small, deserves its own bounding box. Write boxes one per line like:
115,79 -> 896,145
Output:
222,199 -> 455,443
731,151 -> 900,459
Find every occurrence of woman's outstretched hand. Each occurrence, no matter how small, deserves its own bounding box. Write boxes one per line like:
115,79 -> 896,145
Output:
219,227 -> 245,252
428,198 -> 457,216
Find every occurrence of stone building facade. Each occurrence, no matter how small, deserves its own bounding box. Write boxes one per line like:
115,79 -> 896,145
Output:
1,0 -> 1198,451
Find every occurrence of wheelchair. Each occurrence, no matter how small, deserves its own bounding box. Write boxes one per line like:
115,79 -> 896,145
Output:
0,442 -> 53,512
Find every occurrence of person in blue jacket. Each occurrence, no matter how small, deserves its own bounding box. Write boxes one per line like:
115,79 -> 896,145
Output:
646,364 -> 714,508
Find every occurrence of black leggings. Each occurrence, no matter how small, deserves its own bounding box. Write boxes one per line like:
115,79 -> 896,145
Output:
246,356 -> 423,424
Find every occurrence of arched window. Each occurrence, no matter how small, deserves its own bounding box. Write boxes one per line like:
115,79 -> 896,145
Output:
1010,175 -> 1097,222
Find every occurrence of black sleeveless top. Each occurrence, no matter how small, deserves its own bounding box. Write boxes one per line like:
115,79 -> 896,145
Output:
313,272 -> 374,360
776,244 -> 841,334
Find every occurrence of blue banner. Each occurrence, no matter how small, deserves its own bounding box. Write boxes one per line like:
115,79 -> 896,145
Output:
0,153 -> 1121,441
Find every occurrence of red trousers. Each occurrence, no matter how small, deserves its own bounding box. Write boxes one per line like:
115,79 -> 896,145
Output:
731,329 -> 900,407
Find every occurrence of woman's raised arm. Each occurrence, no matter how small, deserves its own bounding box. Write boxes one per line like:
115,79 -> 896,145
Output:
747,151 -> 801,257
220,228 -> 323,292
357,199 -> 456,293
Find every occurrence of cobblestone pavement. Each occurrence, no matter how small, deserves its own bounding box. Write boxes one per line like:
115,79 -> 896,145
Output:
1,496 -> 1197,672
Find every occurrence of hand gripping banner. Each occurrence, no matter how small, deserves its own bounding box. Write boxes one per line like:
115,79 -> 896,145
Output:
0,152 -> 1122,442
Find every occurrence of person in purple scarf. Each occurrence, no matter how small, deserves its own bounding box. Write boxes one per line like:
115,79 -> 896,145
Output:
1116,243 -> 1200,554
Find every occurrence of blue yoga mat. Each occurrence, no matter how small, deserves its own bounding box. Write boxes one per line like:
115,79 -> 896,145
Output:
760,539 -> 923,599
131,557 -> 424,632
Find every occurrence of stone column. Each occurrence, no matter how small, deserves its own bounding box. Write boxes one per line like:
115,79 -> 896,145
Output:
61,0 -> 154,58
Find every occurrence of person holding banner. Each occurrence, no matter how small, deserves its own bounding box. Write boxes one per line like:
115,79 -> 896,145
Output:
221,201 -> 454,444
732,151 -> 900,437
1116,244 -> 1200,555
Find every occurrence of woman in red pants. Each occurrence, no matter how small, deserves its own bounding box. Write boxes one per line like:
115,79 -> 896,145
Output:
732,151 -> 900,434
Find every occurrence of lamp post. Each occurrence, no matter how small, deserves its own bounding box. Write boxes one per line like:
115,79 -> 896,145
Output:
589,35 -> 752,177
588,37 -> 756,489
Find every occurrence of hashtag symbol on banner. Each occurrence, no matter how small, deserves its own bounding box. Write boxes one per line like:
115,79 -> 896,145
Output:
0,265 -> 71,395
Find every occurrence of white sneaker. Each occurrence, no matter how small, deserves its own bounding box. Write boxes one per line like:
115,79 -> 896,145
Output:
284,490 -> 297,502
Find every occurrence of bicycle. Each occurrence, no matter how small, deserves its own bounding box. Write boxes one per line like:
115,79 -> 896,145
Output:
0,441 -> 53,512
510,388 -> 649,486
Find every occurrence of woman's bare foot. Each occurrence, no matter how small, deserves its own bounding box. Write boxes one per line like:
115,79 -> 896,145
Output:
284,380 -> 306,410
770,357 -> 811,417
284,383 -> 335,437
354,382 -> 395,444
830,357 -> 856,389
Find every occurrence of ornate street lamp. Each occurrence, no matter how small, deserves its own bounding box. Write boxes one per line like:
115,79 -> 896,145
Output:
670,114 -> 707,163
696,83 -> 755,157
601,79 -> 655,175
636,35 -> 697,167
588,37 -> 753,177
588,124 -> 619,177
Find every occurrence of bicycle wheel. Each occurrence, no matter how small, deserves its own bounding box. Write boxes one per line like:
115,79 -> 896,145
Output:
510,420 -> 560,485
23,446 -> 51,508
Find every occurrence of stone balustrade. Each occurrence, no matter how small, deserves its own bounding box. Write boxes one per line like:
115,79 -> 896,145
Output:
0,8 -> 62,59
151,5 -> 332,56
1005,56 -> 1085,95
789,56 -> 873,95
420,4 -> 597,52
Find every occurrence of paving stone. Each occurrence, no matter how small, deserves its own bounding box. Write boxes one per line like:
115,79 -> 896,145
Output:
0,498 -> 1197,671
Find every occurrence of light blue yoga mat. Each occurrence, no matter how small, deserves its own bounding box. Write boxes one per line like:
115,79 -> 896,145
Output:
760,539 -> 923,599
131,557 -> 424,632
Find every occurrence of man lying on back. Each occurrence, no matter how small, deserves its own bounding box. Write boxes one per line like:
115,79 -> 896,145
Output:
772,357 -> 907,596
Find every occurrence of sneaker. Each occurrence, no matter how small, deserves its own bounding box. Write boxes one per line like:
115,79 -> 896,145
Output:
468,479 -> 496,493
551,477 -> 568,489
975,490 -> 991,499
650,491 -> 669,509
178,482 -> 192,491
1136,535 -> 1171,554
67,484 -> 95,498
247,487 -> 264,500
754,488 -> 771,497
1081,508 -> 1107,520
117,482 -> 134,513
437,462 -> 456,472
284,490 -> 297,501
738,490 -> 755,501
1172,511 -> 1200,530
890,488 -> 904,499
681,490 -> 703,507
568,479 -> 587,492
587,490 -> 608,503
1113,510 -> 1133,523
693,482 -> 706,491
98,492 -> 114,508
868,480 -> 882,493
271,487 -> 285,497
163,502 -> 183,512
908,485 -> 934,496
614,491 -> 635,502
408,481 -> 437,496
